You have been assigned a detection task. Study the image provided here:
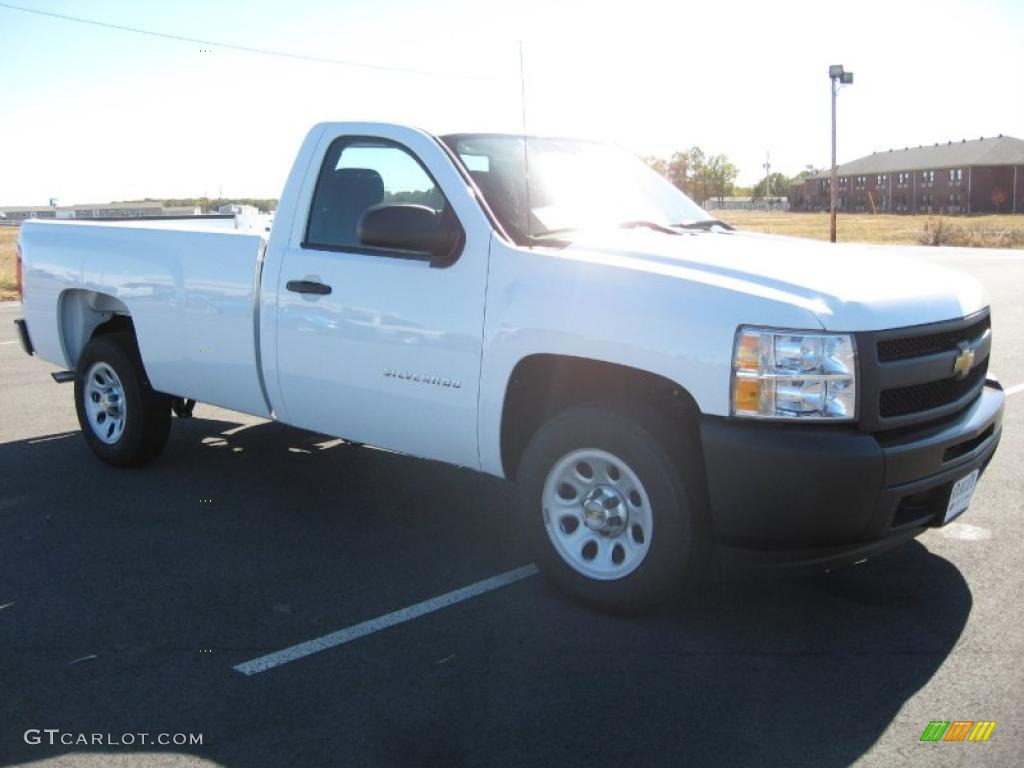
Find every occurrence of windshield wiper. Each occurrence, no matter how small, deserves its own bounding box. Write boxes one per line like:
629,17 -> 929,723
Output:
672,219 -> 734,231
535,221 -> 682,238
533,219 -> 706,241
531,227 -> 580,239
617,220 -> 681,235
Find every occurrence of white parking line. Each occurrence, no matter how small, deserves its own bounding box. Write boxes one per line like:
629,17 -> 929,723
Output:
938,522 -> 992,541
0,340 -> 19,345
1006,382 -> 1024,397
27,432 -> 76,444
234,564 -> 539,676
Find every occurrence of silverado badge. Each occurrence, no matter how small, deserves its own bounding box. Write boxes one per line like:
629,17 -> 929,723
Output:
383,368 -> 462,389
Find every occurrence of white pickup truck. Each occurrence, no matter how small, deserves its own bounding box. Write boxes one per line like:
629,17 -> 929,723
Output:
14,122 -> 1004,608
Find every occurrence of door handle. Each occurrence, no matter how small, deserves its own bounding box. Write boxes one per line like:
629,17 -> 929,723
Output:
286,280 -> 332,296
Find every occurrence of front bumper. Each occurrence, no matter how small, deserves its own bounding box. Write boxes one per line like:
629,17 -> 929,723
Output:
700,382 -> 1004,573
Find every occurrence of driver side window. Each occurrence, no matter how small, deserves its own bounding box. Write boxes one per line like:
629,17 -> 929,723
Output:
305,138 -> 447,252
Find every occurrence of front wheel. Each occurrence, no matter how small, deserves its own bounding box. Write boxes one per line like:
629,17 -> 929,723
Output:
518,404 -> 702,611
74,332 -> 171,467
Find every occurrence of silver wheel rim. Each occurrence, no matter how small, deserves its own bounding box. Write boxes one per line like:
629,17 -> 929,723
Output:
83,361 -> 127,445
541,448 -> 653,581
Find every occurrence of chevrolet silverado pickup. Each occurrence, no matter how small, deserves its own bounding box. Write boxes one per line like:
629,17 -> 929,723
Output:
13,122 -> 1004,608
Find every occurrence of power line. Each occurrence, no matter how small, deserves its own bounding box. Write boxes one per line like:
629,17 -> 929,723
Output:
0,1 -> 492,79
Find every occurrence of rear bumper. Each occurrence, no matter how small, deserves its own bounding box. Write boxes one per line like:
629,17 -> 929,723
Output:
13,318 -> 33,356
700,383 -> 1004,573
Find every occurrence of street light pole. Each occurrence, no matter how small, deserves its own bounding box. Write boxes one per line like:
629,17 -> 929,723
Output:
828,65 -> 853,244
830,75 -> 838,243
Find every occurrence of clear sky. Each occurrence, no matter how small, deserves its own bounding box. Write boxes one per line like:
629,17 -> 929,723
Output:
1,0 -> 1022,206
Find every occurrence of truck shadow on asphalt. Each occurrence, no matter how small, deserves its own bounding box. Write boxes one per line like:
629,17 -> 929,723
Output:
0,417 -> 972,767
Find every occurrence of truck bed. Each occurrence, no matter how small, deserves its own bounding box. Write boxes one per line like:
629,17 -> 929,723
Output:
20,219 -> 271,417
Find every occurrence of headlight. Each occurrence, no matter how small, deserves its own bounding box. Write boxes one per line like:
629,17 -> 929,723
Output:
732,327 -> 857,420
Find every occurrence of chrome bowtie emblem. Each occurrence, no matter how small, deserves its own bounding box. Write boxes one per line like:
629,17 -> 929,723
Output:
952,344 -> 975,379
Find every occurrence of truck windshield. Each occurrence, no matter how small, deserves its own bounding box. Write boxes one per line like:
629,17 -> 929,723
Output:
441,134 -> 712,245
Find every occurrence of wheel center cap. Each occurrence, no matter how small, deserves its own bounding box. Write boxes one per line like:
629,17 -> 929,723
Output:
582,485 -> 629,536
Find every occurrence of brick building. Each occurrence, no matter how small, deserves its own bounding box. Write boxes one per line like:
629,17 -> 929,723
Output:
789,135 -> 1024,215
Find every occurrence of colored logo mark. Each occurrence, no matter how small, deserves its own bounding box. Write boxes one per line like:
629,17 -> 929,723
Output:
920,720 -> 996,742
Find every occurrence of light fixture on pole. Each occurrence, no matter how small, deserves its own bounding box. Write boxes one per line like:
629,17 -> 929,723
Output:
829,65 -> 853,243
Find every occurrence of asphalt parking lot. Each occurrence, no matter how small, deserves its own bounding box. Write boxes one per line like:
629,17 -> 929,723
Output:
1,246 -> 1022,767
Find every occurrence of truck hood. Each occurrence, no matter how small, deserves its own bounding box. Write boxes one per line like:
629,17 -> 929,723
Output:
559,229 -> 988,331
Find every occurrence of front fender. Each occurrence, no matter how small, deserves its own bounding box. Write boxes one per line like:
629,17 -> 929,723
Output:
477,239 -> 824,477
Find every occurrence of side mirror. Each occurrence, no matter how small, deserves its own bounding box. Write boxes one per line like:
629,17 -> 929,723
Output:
357,204 -> 462,267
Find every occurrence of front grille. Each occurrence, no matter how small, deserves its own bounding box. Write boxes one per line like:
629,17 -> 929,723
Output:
879,359 -> 988,417
857,310 -> 992,431
877,315 -> 989,361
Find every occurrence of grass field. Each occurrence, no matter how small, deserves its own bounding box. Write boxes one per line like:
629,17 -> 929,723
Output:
1,211 -> 1022,302
0,227 -> 18,301
717,210 -> 1024,249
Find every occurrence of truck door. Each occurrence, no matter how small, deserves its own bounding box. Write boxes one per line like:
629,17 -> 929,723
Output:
270,126 -> 491,469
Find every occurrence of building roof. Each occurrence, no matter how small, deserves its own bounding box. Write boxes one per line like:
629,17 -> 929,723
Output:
0,205 -> 55,213
809,135 -> 1024,179
70,201 -> 163,211
219,203 -> 258,214
1,202 -> 187,216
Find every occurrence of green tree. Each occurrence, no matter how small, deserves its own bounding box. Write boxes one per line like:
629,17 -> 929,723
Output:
123,197 -> 279,213
644,152 -> 693,195
384,188 -> 445,209
686,147 -> 708,203
643,156 -> 668,177
752,172 -> 792,199
703,154 -> 737,204
644,146 -> 739,205
665,151 -> 692,193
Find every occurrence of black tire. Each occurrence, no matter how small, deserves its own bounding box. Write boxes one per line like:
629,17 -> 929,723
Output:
74,332 -> 171,467
518,403 -> 704,611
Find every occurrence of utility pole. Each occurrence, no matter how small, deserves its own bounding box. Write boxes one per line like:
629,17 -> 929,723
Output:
763,151 -> 772,198
830,75 -> 837,241
829,65 -> 853,243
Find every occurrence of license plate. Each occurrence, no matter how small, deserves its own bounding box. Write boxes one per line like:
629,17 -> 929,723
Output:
944,469 -> 980,523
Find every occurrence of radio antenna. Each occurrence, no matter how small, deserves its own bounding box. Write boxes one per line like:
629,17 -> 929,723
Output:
518,40 -> 533,246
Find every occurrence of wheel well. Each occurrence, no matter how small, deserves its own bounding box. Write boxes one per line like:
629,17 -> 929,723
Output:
500,354 -> 701,479
91,313 -> 135,338
59,289 -> 134,368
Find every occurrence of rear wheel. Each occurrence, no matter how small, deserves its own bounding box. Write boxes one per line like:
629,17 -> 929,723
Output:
74,332 -> 171,467
518,403 -> 702,611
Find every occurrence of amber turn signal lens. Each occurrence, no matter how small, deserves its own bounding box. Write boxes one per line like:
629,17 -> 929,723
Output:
735,333 -> 760,371
733,378 -> 761,414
